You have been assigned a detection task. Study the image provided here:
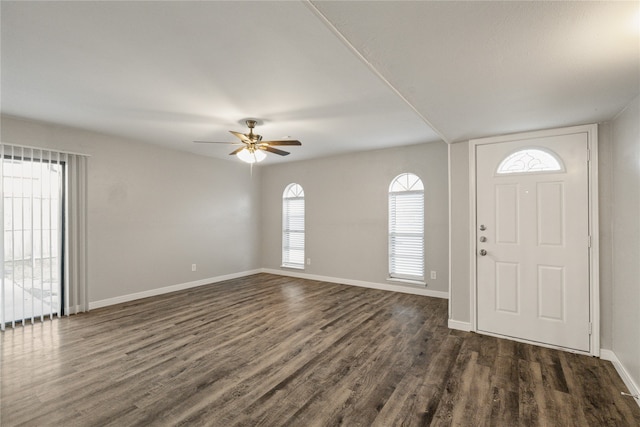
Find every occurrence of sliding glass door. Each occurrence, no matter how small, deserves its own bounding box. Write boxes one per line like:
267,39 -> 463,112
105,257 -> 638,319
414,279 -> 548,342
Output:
2,150 -> 64,327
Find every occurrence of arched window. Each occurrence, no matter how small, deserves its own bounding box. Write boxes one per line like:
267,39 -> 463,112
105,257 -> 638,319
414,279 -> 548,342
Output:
389,173 -> 424,281
282,183 -> 305,269
496,148 -> 563,174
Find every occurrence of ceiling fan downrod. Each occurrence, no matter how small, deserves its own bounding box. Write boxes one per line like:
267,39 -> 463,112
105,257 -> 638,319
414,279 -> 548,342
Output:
245,120 -> 261,141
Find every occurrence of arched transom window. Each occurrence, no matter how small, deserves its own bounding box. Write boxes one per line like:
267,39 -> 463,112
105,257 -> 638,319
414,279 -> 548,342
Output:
496,148 -> 563,174
388,173 -> 424,281
282,183 -> 305,269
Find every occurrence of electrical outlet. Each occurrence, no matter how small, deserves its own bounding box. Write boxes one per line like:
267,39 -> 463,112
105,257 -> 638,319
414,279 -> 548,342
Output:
430,271 -> 437,280
191,264 -> 197,272
307,258 -> 311,265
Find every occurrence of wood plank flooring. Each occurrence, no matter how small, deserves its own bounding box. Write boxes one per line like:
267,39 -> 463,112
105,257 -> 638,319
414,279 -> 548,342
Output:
2,273 -> 639,426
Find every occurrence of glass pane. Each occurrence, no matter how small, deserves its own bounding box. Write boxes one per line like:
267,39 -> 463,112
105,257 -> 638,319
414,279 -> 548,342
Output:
497,149 -> 562,174
388,173 -> 424,279
283,183 -> 305,268
2,158 -> 63,325
390,173 -> 424,192
284,183 -> 304,198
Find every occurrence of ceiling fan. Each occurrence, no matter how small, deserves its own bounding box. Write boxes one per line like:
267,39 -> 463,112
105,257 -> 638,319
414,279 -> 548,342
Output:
194,120 -> 302,164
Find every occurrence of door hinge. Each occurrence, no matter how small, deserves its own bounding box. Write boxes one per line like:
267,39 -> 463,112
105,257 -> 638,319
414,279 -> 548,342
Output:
588,322 -> 593,335
588,235 -> 592,248
587,149 -> 591,162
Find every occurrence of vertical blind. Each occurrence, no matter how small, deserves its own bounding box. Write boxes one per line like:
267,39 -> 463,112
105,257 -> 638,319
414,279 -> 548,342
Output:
389,173 -> 424,281
1,144 -> 88,330
282,183 -> 305,269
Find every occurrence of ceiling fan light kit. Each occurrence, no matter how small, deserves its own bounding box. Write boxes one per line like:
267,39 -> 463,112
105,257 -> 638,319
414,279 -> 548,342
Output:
195,119 -> 302,164
236,147 -> 266,164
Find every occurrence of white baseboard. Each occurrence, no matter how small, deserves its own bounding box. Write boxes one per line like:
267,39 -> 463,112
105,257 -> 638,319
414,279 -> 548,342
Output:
600,349 -> 640,408
448,319 -> 472,332
89,268 -> 447,311
261,268 -> 449,299
89,269 -> 262,310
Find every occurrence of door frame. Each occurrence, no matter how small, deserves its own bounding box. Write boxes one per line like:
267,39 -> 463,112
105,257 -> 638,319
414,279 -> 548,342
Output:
468,124 -> 600,356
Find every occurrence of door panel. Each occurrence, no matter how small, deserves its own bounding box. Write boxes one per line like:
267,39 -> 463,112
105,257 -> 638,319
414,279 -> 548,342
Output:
496,262 -> 519,313
496,184 -> 519,244
476,133 -> 590,352
537,265 -> 564,320
537,182 -> 564,246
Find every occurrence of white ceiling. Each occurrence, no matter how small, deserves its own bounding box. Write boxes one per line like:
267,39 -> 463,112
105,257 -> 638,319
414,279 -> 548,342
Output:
1,1 -> 638,164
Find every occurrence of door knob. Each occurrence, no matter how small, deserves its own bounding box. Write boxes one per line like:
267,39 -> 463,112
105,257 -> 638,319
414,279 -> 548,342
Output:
479,236 -> 487,242
479,224 -> 486,231
479,249 -> 487,256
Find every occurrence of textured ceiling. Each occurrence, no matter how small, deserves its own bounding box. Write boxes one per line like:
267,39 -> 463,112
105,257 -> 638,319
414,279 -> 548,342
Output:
311,1 -> 640,142
1,1 -> 638,163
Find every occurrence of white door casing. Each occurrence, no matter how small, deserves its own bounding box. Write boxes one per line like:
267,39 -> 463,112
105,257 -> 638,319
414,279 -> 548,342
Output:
469,124 -> 599,355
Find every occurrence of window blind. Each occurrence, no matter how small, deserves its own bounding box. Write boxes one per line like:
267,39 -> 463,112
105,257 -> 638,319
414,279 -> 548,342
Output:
389,189 -> 424,281
282,184 -> 304,269
1,144 -> 88,330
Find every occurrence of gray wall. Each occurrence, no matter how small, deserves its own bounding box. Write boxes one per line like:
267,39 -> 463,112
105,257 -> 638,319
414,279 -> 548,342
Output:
4,108 -> 637,389
611,95 -> 640,388
448,142 -> 470,323
260,142 -> 449,293
1,115 -> 261,303
598,122 -> 614,350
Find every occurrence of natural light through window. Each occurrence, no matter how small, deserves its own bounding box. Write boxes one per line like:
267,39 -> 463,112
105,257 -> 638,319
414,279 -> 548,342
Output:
282,183 -> 305,269
2,153 -> 63,328
496,148 -> 563,174
389,173 -> 424,282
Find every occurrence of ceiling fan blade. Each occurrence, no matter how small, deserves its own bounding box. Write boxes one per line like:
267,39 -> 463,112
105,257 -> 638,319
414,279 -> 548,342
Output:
194,140 -> 243,145
197,123 -> 299,158
261,146 -> 290,156
260,140 -> 302,146
230,130 -> 251,142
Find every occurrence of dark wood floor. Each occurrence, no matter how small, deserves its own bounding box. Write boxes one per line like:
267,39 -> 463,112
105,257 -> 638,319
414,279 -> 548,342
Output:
2,273 -> 639,426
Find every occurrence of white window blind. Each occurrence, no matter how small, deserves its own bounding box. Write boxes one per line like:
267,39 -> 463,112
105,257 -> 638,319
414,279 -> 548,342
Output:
1,144 -> 88,331
389,173 -> 424,281
282,183 -> 304,269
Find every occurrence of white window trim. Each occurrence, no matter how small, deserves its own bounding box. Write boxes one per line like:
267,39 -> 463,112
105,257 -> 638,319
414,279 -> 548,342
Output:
388,173 -> 425,282
386,277 -> 427,286
282,184 -> 305,270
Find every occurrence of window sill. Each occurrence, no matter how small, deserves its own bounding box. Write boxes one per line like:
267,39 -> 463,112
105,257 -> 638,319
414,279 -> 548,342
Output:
386,277 -> 426,287
281,265 -> 305,270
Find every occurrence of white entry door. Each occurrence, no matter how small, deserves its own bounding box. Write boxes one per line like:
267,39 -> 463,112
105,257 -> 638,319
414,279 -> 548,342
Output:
475,131 -> 592,352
